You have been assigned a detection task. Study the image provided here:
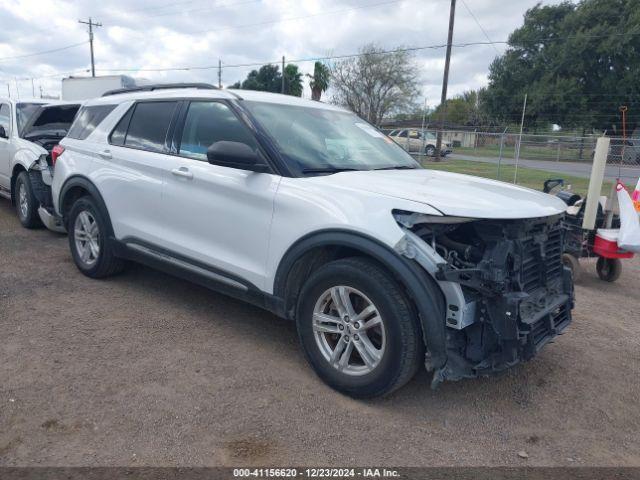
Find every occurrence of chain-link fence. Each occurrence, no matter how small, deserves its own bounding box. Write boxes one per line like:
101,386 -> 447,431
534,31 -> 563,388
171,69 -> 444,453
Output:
442,130 -> 640,166
390,127 -> 640,196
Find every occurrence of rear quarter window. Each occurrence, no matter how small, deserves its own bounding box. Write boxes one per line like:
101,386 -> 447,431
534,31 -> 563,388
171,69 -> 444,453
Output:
67,104 -> 117,140
121,101 -> 178,153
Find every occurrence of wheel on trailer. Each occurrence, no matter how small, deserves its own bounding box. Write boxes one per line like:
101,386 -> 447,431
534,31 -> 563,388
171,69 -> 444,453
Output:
562,253 -> 582,283
596,257 -> 622,282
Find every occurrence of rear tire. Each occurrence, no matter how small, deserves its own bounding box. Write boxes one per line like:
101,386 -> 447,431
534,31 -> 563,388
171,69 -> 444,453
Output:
15,171 -> 42,229
68,196 -> 125,278
596,257 -> 622,282
296,257 -> 423,398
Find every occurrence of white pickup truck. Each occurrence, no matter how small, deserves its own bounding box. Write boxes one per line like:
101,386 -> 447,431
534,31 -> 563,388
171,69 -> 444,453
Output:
0,98 -> 80,230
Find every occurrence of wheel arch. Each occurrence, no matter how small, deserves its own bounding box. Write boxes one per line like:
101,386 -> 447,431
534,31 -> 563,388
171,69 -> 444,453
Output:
273,229 -> 448,369
58,176 -> 114,236
9,163 -> 28,205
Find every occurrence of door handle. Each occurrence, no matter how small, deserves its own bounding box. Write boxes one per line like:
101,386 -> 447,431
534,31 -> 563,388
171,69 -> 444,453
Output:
171,167 -> 193,179
98,149 -> 112,160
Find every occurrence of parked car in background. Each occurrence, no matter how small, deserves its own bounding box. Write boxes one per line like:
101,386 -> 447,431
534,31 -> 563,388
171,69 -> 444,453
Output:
388,128 -> 452,157
51,84 -> 572,398
0,98 -> 81,229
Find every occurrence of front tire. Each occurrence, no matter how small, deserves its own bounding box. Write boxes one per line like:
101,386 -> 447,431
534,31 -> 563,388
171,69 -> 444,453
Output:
15,171 -> 42,228
68,196 -> 125,278
425,145 -> 436,157
296,257 -> 423,398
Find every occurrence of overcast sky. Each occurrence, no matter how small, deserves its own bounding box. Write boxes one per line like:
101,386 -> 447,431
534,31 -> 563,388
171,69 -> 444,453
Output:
0,0 -> 567,105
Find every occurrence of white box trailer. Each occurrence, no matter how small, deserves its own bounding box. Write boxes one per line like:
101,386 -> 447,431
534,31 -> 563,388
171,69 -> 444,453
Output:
61,75 -> 137,101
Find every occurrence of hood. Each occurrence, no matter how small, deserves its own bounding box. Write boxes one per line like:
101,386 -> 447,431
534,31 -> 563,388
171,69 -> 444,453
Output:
308,169 -> 567,219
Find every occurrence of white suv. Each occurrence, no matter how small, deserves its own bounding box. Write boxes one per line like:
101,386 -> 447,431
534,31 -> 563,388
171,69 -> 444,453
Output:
51,84 -> 573,397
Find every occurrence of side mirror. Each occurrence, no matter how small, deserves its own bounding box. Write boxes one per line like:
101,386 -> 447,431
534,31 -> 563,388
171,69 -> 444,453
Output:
206,141 -> 269,173
0,126 -> 7,139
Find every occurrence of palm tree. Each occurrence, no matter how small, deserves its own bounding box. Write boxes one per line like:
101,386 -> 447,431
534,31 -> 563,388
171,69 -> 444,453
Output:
306,61 -> 330,101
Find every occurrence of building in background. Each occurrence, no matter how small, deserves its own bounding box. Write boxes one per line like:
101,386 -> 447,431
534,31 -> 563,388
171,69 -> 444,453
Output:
61,75 -> 138,101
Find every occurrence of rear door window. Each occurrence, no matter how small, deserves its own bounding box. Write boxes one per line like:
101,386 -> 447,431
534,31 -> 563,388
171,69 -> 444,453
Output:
67,104 -> 116,140
124,101 -> 178,153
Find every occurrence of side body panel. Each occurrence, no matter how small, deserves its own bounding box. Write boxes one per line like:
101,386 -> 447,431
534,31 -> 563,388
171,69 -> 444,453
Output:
263,176 -> 442,294
160,158 -> 280,291
55,101 -> 169,245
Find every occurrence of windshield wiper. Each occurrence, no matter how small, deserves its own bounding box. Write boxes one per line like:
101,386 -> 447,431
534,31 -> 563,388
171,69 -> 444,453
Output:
301,167 -> 360,174
373,165 -> 418,171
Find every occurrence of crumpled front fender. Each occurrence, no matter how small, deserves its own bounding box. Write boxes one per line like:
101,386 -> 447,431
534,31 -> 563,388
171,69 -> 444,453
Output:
12,146 -> 45,173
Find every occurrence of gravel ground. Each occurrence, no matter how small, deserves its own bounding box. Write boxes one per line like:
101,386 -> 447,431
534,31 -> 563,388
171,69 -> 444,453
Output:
1,199 -> 639,467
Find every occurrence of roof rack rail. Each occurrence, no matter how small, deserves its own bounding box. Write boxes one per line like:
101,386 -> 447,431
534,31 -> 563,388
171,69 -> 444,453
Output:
102,83 -> 218,97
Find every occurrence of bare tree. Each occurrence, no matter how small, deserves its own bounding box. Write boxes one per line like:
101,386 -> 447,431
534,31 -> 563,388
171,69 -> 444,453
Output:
331,44 -> 420,125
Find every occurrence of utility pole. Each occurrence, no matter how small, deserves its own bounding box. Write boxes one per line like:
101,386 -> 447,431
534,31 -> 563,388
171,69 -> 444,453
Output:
31,78 -> 35,97
6,83 -> 10,98
78,17 -> 102,77
435,0 -> 456,162
39,85 -> 43,98
281,56 -> 285,94
218,59 -> 222,88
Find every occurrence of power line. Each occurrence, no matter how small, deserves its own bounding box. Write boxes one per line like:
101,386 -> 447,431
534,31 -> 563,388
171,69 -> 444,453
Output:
190,0 -> 404,34
0,41 -> 88,62
460,0 -> 500,55
147,0 -> 263,18
127,0 -> 202,14
93,29 -> 640,74
95,40 -> 508,73
9,69 -> 92,82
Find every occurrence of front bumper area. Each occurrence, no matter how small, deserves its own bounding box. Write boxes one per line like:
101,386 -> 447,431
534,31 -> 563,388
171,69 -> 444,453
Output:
396,214 -> 574,387
433,271 -> 573,385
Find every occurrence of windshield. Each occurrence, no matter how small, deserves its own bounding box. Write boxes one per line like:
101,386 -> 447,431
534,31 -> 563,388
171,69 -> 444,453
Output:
244,101 -> 419,174
16,102 -> 45,136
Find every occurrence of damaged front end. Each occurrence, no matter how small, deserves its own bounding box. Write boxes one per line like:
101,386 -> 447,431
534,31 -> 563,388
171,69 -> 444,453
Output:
394,211 -> 574,387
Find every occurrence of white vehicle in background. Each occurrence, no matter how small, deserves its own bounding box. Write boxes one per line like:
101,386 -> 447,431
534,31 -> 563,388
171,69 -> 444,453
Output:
0,98 -> 81,229
388,128 -> 453,157
51,84 -> 573,398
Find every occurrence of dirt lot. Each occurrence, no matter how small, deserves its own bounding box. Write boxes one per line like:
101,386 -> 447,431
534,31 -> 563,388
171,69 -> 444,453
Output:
1,199 -> 639,467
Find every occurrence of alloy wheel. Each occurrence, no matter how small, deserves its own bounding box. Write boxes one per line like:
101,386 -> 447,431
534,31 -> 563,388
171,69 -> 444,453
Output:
74,211 -> 100,267
18,182 -> 28,220
312,286 -> 386,376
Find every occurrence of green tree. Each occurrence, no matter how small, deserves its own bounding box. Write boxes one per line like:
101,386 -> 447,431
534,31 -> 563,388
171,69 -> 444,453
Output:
433,89 -> 491,126
229,63 -> 303,96
306,61 -> 330,101
484,0 -> 640,132
283,64 -> 303,97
